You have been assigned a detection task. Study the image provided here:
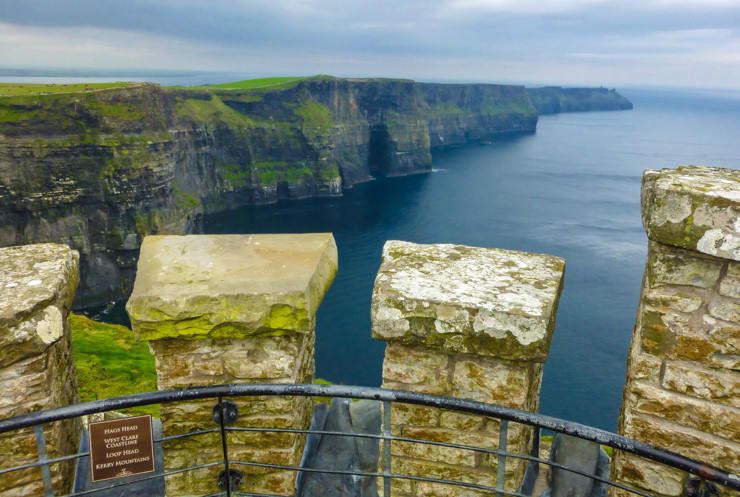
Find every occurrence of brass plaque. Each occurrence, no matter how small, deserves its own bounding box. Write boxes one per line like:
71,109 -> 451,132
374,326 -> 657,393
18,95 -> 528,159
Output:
89,414 -> 155,482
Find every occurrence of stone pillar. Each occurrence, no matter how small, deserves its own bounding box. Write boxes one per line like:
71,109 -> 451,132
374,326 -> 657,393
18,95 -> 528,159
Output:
613,166 -> 740,497
0,243 -> 80,497
371,241 -> 565,496
126,234 -> 337,497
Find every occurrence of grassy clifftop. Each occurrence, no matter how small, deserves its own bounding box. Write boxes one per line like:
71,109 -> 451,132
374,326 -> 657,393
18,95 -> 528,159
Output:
0,81 -> 137,96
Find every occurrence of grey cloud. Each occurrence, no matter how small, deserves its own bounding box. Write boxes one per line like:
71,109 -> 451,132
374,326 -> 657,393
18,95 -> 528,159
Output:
0,0 -> 737,88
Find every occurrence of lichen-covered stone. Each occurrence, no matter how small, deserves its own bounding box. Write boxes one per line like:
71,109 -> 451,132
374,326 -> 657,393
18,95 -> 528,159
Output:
626,350 -> 663,383
0,243 -> 80,497
643,288 -> 703,313
382,344 -> 450,394
451,358 -> 532,408
662,362 -> 740,409
621,413 -> 740,472
374,241 -> 561,496
0,244 -> 79,365
372,241 -> 564,361
127,233 -> 337,340
129,234 -> 332,496
612,452 -> 686,497
628,381 -> 740,442
642,166 -> 740,260
646,244 -> 723,289
615,166 -> 740,497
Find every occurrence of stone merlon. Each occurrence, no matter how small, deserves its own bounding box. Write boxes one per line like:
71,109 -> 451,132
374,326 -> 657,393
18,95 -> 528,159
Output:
0,243 -> 79,365
126,233 -> 338,341
371,240 -> 565,362
642,166 -> 740,261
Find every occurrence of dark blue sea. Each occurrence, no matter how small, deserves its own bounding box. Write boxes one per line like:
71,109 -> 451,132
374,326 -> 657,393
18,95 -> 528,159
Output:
203,87 -> 740,432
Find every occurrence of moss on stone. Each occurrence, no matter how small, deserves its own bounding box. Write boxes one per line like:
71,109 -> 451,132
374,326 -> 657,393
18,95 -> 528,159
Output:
640,311 -> 677,356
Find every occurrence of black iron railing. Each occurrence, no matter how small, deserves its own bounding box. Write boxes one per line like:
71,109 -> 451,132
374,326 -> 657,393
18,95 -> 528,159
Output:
0,383 -> 737,497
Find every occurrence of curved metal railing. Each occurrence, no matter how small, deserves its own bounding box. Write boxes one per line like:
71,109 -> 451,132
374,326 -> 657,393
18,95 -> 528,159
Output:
0,383 -> 737,497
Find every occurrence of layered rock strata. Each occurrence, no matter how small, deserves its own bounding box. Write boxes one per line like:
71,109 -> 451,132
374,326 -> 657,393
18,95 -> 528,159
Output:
0,243 -> 80,497
613,166 -> 740,497
126,233 -> 337,496
371,240 -> 565,496
0,78 -> 539,308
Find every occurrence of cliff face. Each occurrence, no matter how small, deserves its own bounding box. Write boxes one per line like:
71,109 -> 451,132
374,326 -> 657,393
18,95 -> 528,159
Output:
526,87 -> 633,114
0,77 -> 538,307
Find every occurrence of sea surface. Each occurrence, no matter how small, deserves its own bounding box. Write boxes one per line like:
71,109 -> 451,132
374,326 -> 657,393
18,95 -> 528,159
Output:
203,87 -> 740,432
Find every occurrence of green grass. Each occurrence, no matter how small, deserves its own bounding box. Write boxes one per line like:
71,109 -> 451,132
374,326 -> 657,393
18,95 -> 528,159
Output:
201,77 -> 309,90
0,82 -> 135,96
70,314 -> 158,417
172,186 -> 201,210
293,101 -> 332,127
175,95 -> 258,127
70,312 -> 341,415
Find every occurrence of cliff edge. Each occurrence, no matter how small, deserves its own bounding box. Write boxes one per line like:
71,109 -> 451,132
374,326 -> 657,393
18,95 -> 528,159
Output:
0,77 -> 629,307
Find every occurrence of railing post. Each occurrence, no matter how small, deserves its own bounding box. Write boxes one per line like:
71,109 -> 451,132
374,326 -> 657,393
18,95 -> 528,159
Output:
127,234 -> 337,497
383,400 -> 392,497
33,425 -> 54,497
496,419 -> 509,497
371,241 -> 565,496
216,397 -> 233,497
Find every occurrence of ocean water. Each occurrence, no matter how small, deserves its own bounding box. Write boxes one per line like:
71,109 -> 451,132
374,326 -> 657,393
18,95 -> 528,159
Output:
203,87 -> 740,432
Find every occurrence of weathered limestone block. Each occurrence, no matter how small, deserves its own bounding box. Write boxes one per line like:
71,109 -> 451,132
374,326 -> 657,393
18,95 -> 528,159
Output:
127,234 -> 337,497
372,241 -> 565,361
642,166 -> 740,259
0,243 -> 80,497
128,234 -> 338,340
615,166 -> 740,497
372,241 -> 565,497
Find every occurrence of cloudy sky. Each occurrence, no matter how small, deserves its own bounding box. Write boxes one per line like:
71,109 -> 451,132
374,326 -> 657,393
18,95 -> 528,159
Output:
1,0 -> 738,89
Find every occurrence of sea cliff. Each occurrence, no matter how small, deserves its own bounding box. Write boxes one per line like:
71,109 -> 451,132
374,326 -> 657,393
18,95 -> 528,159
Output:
526,86 -> 633,114
0,76 -> 629,307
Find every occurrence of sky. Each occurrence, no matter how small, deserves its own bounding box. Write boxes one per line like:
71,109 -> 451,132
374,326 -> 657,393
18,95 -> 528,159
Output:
0,0 -> 739,89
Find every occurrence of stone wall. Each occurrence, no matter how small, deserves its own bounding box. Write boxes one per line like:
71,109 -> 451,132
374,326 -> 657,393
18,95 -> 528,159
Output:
613,166 -> 740,497
0,243 -> 80,497
126,233 -> 337,497
371,241 -> 565,496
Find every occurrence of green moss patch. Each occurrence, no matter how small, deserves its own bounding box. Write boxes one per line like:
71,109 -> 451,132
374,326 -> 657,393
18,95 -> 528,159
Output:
203,77 -> 308,90
0,82 -> 136,96
175,94 -> 258,127
293,101 -> 332,128
70,314 -> 159,417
